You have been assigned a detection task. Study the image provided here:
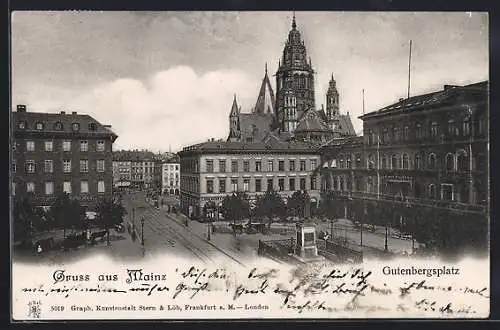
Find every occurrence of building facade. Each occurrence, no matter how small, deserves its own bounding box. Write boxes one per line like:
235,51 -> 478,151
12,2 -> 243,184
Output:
179,139 -> 321,220
319,81 -> 489,252
227,14 -> 356,145
11,105 -> 118,210
112,160 -> 132,188
162,160 -> 180,195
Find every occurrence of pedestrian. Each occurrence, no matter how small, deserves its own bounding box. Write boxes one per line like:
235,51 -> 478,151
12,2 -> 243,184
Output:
37,243 -> 42,254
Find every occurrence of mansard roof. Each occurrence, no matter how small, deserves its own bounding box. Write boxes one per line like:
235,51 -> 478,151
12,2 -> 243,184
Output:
359,80 -> 488,120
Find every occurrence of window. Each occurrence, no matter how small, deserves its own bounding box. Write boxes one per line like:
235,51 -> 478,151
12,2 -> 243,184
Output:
12,182 -> 15,196
98,181 -> 105,193
63,181 -> 72,194
243,179 -> 250,191
403,126 -> 409,141
80,160 -> 89,173
231,160 -> 238,172
80,140 -> 88,152
97,140 -> 105,152
89,123 -> 97,131
231,178 -> 238,191
448,119 -> 458,136
26,182 -> 35,193
44,160 -> 53,173
300,178 -> 306,191
445,153 -> 454,171
36,122 -> 44,130
310,159 -> 317,170
18,121 -> 26,129
219,179 -> 226,193
289,160 -> 295,171
416,123 -> 423,139
478,115 -> 486,135
278,161 -> 284,171
45,182 -> 54,195
415,153 -> 422,170
72,123 -> 80,131
54,122 -> 63,130
60,159 -> 71,173
97,160 -> 105,172
300,160 -> 306,171
428,153 -> 436,170
243,161 -> 250,172
389,154 -> 397,169
289,178 -> 296,191
383,128 -> 389,143
402,154 -> 409,169
81,181 -> 89,193
206,159 -> 214,173
255,161 -> 261,172
45,141 -> 53,151
268,160 -> 274,172
26,141 -> 35,151
430,121 -> 439,137
267,179 -> 273,191
278,178 -> 284,191
441,184 -> 454,201
255,179 -> 262,192
26,160 -> 36,173
459,117 -> 470,136
382,155 -> 388,169
457,151 -> 468,172
311,177 -> 317,190
346,158 -> 351,169
63,140 -> 71,151
219,160 -> 226,173
393,126 -> 400,141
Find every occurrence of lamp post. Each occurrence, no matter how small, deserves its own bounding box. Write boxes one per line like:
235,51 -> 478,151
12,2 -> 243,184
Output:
141,217 -> 145,246
384,224 -> 389,252
466,106 -> 474,204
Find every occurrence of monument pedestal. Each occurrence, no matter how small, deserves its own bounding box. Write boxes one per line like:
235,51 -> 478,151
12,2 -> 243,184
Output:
294,222 -> 321,261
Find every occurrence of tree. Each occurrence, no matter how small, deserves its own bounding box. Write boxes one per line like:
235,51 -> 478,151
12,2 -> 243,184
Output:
220,192 -> 249,228
48,193 -> 86,238
254,189 -> 286,228
13,197 -> 37,245
96,198 -> 127,246
287,190 -> 311,220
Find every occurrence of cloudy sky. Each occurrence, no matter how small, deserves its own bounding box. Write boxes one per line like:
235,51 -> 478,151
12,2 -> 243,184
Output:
11,11 -> 488,152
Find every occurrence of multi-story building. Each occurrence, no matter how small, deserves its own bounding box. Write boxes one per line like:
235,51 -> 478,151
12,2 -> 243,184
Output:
142,160 -> 155,189
179,137 -> 321,219
112,158 -> 132,188
162,157 -> 180,195
319,81 -> 489,251
11,105 -> 118,210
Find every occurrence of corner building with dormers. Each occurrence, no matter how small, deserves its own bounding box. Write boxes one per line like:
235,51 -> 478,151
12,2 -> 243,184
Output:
11,105 -> 118,210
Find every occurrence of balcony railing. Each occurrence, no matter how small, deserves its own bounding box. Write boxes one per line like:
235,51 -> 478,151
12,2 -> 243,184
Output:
328,190 -> 487,214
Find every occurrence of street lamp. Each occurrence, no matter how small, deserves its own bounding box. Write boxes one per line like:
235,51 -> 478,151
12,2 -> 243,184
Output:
384,224 -> 389,252
141,217 -> 145,246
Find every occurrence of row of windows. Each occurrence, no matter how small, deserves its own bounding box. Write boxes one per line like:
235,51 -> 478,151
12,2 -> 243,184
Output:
205,159 -> 317,173
17,120 -> 98,132
366,115 -> 487,145
20,140 -> 106,152
20,159 -> 107,174
205,177 -> 317,194
15,180 -> 106,195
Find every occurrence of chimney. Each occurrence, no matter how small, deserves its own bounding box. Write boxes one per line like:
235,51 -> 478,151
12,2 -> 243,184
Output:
103,124 -> 112,128
60,111 -> 66,114
399,98 -> 404,102
17,105 -> 26,112
72,111 -> 77,115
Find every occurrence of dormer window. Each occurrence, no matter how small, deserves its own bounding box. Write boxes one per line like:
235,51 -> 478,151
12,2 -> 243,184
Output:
54,122 -> 63,131
88,123 -> 97,131
18,121 -> 26,129
35,122 -> 44,130
72,123 -> 80,131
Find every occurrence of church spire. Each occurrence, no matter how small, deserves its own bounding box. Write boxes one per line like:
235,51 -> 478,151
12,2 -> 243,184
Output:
292,12 -> 296,30
254,65 -> 276,115
230,94 -> 239,116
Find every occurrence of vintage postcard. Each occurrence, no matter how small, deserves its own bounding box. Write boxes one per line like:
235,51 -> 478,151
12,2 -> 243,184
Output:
10,11 -> 490,320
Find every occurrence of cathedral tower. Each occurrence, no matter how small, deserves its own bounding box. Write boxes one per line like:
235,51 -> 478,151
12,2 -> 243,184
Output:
275,13 -> 316,132
326,74 -> 340,121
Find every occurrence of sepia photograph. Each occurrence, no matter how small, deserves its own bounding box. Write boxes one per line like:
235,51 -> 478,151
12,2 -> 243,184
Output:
10,11 -> 490,320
